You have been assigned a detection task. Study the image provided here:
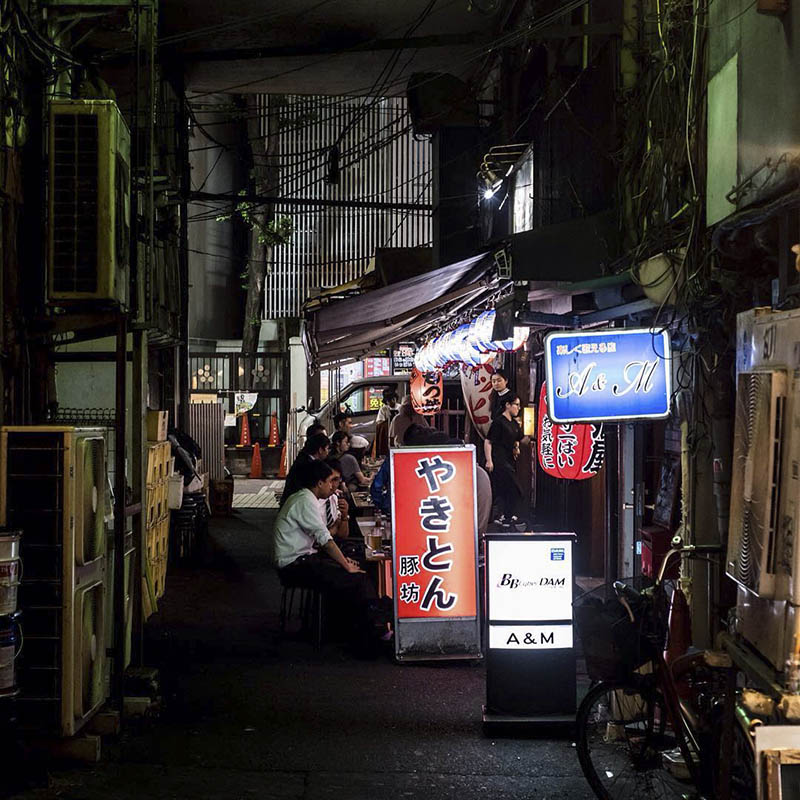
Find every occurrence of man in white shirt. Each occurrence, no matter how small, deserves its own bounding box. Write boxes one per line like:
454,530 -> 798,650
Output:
273,460 -> 379,651
318,458 -> 349,540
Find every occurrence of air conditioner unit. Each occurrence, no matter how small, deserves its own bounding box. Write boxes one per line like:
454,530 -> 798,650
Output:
727,369 -> 787,598
47,99 -> 130,306
0,426 -> 108,736
105,530 -> 134,684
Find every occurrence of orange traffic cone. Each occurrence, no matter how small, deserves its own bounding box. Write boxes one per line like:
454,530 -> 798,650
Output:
277,441 -> 287,478
250,442 -> 263,478
239,412 -> 251,447
268,412 -> 280,446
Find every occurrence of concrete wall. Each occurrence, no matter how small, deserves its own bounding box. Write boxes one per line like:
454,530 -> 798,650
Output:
188,96 -> 247,343
708,2 -> 800,213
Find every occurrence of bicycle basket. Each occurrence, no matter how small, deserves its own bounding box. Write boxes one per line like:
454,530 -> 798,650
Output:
574,576 -> 662,681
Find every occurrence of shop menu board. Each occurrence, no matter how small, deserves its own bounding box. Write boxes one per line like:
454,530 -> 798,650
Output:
392,342 -> 416,374
486,537 -> 573,650
544,328 -> 672,423
390,447 -> 478,621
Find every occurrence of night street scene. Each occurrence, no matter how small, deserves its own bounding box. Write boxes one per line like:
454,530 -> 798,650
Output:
0,0 -> 796,798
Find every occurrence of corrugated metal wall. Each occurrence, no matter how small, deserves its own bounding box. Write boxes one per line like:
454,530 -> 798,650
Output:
188,402 -> 226,482
260,94 -> 433,318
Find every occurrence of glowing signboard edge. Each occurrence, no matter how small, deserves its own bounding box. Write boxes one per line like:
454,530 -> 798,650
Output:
388,445 -> 481,654
543,328 -> 673,423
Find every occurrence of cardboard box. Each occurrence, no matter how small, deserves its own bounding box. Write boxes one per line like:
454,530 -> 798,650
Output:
146,410 -> 169,442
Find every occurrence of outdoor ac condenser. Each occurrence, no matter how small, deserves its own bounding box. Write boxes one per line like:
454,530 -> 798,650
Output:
0,427 -> 108,736
727,368 -> 787,599
47,99 -> 131,305
733,308 -> 800,668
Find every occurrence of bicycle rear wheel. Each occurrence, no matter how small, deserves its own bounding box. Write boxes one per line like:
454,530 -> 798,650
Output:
576,681 -> 695,800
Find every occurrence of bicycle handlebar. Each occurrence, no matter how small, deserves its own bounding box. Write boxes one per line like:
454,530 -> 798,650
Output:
613,580 -> 641,602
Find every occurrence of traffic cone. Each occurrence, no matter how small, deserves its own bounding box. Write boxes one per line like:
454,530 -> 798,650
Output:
239,412 -> 251,447
277,441 -> 287,478
250,442 -> 262,478
268,412 -> 280,446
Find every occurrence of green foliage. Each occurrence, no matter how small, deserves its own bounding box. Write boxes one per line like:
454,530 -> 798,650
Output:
216,189 -> 293,247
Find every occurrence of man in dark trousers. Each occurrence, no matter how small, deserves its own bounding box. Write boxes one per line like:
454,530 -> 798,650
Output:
273,460 -> 381,654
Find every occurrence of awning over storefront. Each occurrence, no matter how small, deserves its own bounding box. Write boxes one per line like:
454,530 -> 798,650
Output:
305,252 -> 496,369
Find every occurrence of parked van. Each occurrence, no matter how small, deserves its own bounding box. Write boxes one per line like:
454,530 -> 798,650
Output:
299,374 -> 464,447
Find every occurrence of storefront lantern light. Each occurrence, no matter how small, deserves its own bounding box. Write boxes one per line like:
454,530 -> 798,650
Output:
523,406 -> 536,437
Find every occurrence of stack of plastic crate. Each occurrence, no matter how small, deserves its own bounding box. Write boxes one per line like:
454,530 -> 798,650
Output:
145,441 -> 171,599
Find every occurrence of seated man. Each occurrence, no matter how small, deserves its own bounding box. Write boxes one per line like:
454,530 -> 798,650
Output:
280,432 -> 330,506
333,411 -> 353,436
273,460 -> 380,652
319,458 -> 350,541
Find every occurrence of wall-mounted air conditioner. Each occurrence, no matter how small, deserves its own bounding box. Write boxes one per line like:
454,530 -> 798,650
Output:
47,99 -> 130,306
727,369 -> 787,598
0,427 -> 108,736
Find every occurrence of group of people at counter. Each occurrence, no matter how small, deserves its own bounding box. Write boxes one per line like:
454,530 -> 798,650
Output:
269,368 -> 529,656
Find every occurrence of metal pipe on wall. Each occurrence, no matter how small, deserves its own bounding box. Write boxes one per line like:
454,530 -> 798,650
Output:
113,314 -> 127,708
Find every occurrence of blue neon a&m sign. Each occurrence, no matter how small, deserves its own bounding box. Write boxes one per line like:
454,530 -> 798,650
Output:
544,329 -> 672,423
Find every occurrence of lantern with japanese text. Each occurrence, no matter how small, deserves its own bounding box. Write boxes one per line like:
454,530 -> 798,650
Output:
460,362 -> 496,439
410,367 -> 443,415
537,383 -> 604,479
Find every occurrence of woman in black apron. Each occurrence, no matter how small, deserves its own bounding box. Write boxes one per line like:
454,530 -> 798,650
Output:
484,394 -> 525,528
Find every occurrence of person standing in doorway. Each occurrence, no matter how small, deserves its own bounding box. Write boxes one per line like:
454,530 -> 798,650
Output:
489,369 -> 513,420
484,395 -> 529,529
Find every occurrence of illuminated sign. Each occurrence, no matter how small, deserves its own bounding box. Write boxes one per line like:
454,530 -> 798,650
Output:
487,538 -> 573,624
544,329 -> 672,423
485,533 -> 576,717
391,447 -> 478,620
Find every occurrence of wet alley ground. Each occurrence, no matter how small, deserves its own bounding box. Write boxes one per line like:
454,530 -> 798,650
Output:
8,509 -> 593,800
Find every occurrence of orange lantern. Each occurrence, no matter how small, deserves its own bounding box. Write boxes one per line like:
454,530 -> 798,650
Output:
410,368 -> 443,416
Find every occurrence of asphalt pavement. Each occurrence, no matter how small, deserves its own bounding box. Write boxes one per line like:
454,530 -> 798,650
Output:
8,509 -> 593,800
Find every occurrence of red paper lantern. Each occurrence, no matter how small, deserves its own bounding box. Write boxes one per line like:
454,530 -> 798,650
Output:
410,368 -> 443,416
537,383 -> 604,480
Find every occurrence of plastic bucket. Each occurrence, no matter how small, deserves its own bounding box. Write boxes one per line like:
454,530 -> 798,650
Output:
0,558 -> 21,615
0,612 -> 21,696
0,531 -> 21,562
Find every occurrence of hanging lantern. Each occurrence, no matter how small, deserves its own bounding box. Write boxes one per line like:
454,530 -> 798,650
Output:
537,383 -> 605,480
460,362 -> 495,438
410,367 -> 443,415
473,310 -> 496,352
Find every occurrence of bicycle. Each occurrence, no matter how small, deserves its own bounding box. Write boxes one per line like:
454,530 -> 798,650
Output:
574,538 -> 734,800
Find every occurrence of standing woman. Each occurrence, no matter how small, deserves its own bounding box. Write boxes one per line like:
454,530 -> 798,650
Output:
484,395 -> 528,529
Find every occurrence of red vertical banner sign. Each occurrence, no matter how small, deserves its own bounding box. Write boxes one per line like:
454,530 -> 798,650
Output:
390,447 -> 478,621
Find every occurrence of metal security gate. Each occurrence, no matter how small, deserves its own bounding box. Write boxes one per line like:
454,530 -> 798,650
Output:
189,352 -> 287,445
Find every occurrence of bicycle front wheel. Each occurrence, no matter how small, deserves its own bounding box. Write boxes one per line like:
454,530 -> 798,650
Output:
576,681 -> 694,800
